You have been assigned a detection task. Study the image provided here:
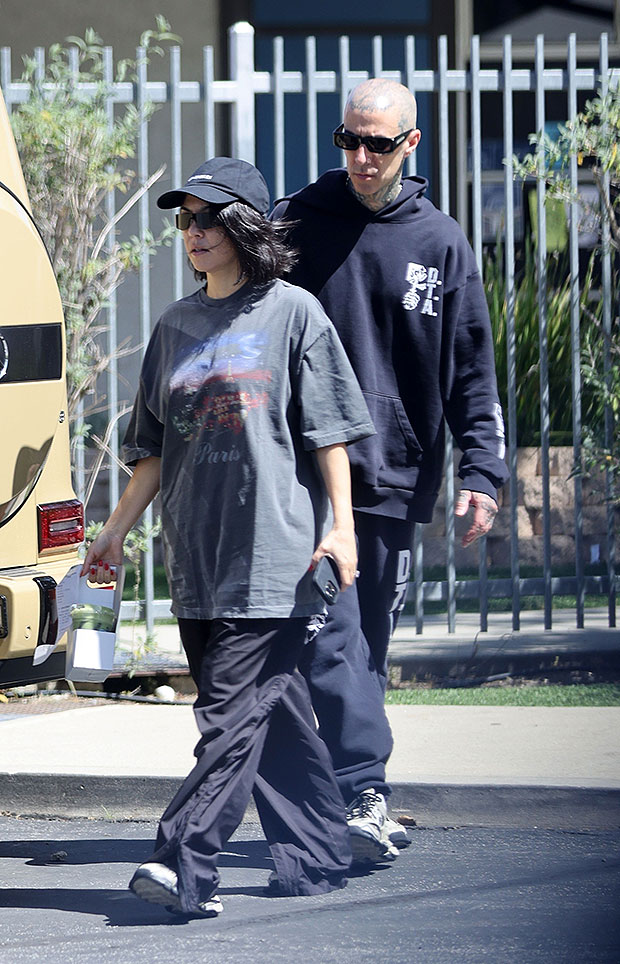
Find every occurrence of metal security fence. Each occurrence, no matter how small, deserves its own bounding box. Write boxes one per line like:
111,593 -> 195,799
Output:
2,23 -> 617,634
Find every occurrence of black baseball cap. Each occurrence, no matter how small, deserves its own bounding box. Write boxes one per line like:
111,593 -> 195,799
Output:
156,157 -> 270,214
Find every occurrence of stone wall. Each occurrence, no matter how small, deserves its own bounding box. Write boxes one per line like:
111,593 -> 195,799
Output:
422,447 -> 616,570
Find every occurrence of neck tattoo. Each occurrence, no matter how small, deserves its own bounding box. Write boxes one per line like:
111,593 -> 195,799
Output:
347,176 -> 403,212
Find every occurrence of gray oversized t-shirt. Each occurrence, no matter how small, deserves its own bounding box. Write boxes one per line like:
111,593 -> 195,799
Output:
123,279 -> 375,619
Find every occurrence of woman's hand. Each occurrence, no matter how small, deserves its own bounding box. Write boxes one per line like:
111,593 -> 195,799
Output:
313,443 -> 358,590
79,456 -> 161,584
311,525 -> 358,590
80,527 -> 125,583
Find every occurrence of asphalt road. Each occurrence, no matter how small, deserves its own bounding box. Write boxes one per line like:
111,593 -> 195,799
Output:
1,817 -> 619,964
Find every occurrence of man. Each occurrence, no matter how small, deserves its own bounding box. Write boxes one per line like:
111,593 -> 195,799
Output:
271,79 -> 508,863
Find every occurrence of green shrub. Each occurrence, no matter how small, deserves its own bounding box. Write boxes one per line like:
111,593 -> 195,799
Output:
485,239 -> 578,446
10,20 -> 178,433
509,86 -> 620,497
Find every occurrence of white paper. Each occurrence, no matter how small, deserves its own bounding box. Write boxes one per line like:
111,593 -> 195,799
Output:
31,564 -> 81,666
55,564 -> 81,641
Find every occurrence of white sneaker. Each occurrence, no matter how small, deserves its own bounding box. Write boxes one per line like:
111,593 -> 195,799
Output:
346,788 -> 399,864
129,862 -> 223,917
195,894 -> 223,917
129,862 -> 182,912
267,870 -> 280,892
384,815 -> 411,849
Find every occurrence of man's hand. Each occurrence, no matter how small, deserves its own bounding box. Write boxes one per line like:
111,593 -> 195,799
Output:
455,489 -> 498,548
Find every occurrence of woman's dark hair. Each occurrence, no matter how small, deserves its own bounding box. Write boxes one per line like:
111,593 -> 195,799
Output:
190,201 -> 297,285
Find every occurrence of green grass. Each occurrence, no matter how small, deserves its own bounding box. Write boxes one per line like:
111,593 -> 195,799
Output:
385,684 -> 620,707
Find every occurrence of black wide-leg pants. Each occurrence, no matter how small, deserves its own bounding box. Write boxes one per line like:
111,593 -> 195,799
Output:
146,617 -> 351,913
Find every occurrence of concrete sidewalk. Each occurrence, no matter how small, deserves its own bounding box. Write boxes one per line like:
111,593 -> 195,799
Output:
1,607 -> 618,827
1,698 -> 619,787
388,608 -> 620,677
101,607 -> 620,704
1,697 -> 619,828
113,607 -> 620,682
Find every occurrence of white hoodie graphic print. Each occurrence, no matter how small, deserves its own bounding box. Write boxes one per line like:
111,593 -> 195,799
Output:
402,262 -> 442,316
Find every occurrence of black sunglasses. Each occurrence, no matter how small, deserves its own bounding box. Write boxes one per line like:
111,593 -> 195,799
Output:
175,207 -> 224,231
332,124 -> 414,155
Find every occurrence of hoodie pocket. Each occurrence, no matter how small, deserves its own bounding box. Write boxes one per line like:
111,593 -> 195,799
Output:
350,391 -> 423,490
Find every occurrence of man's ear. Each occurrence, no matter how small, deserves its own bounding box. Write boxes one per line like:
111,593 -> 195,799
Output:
404,129 -> 421,157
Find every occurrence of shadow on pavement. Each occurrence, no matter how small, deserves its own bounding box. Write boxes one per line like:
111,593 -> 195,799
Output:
0,886 -> 182,925
0,836 -> 273,869
0,883 -> 293,928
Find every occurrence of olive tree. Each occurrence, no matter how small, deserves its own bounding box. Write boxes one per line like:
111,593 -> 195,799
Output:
10,19 -> 178,446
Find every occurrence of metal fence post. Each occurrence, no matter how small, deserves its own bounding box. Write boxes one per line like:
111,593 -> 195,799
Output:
503,34 -> 521,631
567,33 -> 585,628
170,45 -> 184,303
599,34 -> 617,628
104,47 -> 120,514
535,34 -> 553,629
228,21 -> 256,163
136,45 -> 155,635
437,35 -> 457,633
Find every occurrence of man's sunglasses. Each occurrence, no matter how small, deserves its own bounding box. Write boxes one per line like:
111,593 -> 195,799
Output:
175,207 -> 224,231
332,124 -> 414,155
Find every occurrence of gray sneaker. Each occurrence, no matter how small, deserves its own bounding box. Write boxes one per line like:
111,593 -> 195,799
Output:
346,788 -> 399,864
129,862 -> 223,917
384,815 -> 411,849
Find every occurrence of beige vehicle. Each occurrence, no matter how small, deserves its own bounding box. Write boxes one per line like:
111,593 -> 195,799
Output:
0,89 -> 84,687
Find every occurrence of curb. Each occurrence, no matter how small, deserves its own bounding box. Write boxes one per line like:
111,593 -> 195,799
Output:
388,647 -> 620,685
103,646 -> 620,689
2,773 -> 619,830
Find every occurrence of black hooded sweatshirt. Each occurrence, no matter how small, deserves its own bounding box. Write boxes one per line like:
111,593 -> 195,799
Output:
271,169 -> 508,522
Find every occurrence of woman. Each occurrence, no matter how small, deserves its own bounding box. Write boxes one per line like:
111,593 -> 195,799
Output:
82,157 -> 375,918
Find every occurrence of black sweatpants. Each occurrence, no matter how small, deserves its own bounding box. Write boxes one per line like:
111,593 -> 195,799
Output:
145,617 -> 351,913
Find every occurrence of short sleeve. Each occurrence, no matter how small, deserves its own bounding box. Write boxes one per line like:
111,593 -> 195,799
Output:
295,326 -> 375,450
122,380 -> 164,466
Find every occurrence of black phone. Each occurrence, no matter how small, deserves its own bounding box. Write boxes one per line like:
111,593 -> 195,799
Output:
311,555 -> 341,605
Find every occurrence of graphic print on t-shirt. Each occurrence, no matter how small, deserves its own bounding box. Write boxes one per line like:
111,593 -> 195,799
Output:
169,330 -> 272,442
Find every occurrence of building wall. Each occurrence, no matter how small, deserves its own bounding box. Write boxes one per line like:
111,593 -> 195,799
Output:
0,0 -> 220,74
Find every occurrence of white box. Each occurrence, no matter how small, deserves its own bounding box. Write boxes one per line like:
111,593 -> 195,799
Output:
65,570 -> 124,683
65,628 -> 118,682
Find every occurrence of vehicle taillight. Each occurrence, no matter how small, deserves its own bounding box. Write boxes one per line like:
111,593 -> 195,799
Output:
37,500 -> 84,550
